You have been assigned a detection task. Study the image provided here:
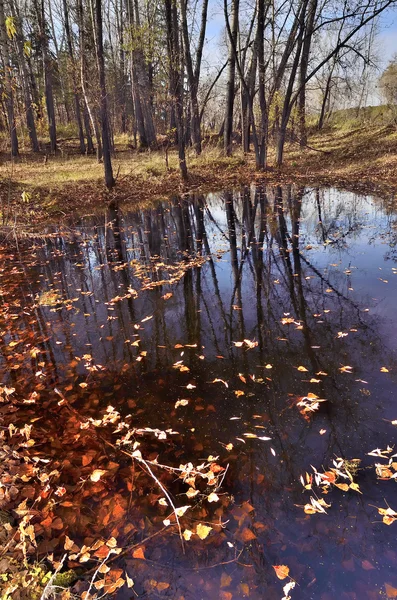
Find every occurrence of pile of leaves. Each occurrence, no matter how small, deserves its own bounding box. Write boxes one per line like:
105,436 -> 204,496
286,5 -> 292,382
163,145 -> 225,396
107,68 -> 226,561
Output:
0,383 -> 230,599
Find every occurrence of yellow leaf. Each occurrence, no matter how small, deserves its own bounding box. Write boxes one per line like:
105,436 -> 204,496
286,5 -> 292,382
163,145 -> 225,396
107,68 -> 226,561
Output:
381,367 -> 390,373
196,523 -> 212,540
183,529 -> 193,541
175,505 -> 190,517
349,482 -> 362,494
335,483 -> 349,491
297,366 -> 308,372
273,565 -> 289,580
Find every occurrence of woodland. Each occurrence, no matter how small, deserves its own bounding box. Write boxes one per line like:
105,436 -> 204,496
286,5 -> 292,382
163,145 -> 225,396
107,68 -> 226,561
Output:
1,1 -> 397,600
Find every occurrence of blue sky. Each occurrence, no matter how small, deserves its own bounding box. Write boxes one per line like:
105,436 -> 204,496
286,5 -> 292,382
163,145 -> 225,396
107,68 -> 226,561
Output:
203,1 -> 397,70
379,10 -> 397,65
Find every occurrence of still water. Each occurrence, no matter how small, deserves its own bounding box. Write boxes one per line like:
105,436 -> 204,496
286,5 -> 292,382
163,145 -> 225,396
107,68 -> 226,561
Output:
1,185 -> 397,599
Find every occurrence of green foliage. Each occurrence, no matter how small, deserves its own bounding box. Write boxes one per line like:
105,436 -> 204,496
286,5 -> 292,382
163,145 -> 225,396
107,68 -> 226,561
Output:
52,570 -> 77,588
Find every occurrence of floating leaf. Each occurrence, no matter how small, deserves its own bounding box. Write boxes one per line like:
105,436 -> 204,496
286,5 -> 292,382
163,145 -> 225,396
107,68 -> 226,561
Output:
196,523 -> 212,540
273,565 -> 290,580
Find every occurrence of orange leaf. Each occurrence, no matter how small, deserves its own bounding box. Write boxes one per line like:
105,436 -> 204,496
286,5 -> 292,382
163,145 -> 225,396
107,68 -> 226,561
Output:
132,547 -> 145,559
238,527 -> 256,543
273,565 -> 290,580
385,583 -> 397,598
112,503 -> 126,520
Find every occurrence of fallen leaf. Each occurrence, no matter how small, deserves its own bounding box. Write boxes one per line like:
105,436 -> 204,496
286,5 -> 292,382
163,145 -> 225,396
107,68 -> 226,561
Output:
196,523 -> 212,540
273,565 -> 290,580
90,469 -> 107,482
132,547 -> 145,559
385,583 -> 397,598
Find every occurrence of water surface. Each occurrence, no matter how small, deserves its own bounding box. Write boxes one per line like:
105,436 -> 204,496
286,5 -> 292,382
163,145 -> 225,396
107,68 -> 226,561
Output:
1,185 -> 397,599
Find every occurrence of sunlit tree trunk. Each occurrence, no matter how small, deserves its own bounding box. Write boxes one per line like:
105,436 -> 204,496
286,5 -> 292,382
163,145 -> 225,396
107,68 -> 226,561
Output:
10,0 -> 39,152
0,0 -> 19,157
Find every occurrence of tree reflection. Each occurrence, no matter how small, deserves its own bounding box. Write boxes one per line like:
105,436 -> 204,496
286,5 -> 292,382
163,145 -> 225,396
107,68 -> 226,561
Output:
1,186 -> 397,599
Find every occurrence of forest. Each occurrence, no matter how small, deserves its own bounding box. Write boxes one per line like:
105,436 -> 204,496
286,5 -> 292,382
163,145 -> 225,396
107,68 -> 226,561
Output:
1,1 -> 397,600
0,0 -> 397,187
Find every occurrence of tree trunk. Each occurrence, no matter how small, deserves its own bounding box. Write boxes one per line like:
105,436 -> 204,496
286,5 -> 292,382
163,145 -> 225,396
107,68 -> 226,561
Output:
164,0 -> 188,180
34,0 -> 57,153
77,0 -> 102,160
10,0 -> 39,152
95,0 -> 115,189
0,0 -> 19,157
276,0 -> 308,167
256,0 -> 268,169
179,0 -> 208,155
318,70 -> 333,130
63,0 -> 86,154
298,0 -> 317,147
224,0 -> 239,156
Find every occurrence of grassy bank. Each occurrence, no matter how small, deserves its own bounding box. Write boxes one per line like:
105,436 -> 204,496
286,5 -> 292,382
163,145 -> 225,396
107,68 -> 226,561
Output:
1,114 -> 397,225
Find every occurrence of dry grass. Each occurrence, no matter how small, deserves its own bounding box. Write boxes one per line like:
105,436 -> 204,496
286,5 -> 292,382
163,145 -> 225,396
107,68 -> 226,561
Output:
1,121 -> 397,224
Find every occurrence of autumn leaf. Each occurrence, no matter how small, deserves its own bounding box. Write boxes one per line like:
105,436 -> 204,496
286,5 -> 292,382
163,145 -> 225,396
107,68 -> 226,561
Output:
175,505 -> 190,517
273,565 -> 290,580
196,523 -> 212,540
132,547 -> 145,559
207,492 -> 219,503
64,535 -> 75,551
385,583 -> 397,598
186,487 -> 199,498
90,469 -> 107,482
238,527 -> 256,542
215,572 -> 230,591
335,483 -> 349,491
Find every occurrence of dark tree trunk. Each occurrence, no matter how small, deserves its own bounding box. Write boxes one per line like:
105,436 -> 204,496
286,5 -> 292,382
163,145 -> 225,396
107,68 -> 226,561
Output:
180,0 -> 208,155
256,0 -> 268,169
318,70 -> 333,130
164,0 -> 188,180
224,0 -> 239,156
95,0 -> 115,189
298,0 -> 317,147
276,0 -> 308,167
34,0 -> 57,153
63,0 -> 86,154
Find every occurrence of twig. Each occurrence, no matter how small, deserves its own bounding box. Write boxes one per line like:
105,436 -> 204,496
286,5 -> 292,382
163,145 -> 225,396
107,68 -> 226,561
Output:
85,549 -> 112,598
39,553 -> 67,600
